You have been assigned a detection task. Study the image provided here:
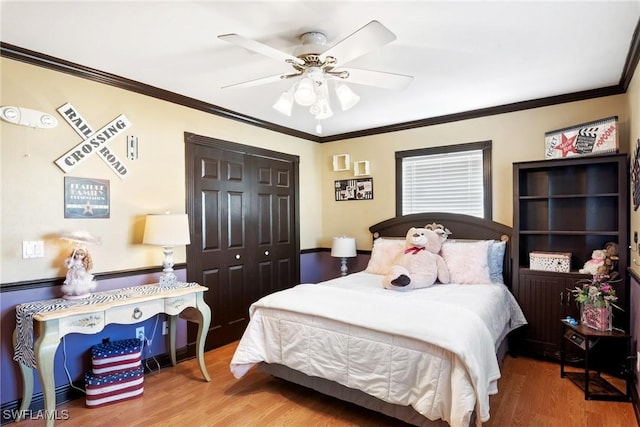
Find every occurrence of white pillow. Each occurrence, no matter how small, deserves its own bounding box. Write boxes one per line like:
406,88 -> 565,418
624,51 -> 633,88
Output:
365,238 -> 405,275
441,240 -> 492,284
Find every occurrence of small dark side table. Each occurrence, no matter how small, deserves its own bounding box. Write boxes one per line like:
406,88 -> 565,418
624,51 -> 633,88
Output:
560,319 -> 631,401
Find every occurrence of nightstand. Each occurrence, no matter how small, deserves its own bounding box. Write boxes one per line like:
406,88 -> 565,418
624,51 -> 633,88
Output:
560,319 -> 631,401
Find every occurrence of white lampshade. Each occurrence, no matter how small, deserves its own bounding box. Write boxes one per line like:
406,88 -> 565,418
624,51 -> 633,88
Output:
143,213 -> 191,246
313,98 -> 333,120
335,83 -> 360,111
294,78 -> 317,106
311,82 -> 333,120
331,236 -> 357,258
272,88 -> 294,116
143,213 -> 190,287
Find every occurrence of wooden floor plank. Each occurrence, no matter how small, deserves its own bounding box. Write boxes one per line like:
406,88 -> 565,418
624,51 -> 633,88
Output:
12,342 -> 637,427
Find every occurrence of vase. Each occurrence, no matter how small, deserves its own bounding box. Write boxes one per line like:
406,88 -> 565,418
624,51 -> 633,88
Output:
580,303 -> 612,331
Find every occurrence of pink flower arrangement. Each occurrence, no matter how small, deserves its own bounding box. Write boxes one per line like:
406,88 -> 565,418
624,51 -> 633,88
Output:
572,273 -> 620,310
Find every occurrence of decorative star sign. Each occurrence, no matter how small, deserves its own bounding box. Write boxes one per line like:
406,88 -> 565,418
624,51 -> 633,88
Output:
54,103 -> 131,179
555,133 -> 578,157
83,203 -> 94,215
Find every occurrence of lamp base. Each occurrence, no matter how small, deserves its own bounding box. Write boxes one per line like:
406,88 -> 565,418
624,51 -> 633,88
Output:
159,272 -> 178,287
158,245 -> 177,287
340,257 -> 348,276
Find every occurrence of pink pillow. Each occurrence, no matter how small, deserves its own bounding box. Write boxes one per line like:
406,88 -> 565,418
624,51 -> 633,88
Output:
365,238 -> 405,274
441,240 -> 492,284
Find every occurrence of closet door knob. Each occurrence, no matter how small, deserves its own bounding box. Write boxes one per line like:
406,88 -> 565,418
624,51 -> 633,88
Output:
235,254 -> 241,260
264,250 -> 269,256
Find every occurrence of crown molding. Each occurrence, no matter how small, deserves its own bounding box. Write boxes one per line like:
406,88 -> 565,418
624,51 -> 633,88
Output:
2,30 -> 638,144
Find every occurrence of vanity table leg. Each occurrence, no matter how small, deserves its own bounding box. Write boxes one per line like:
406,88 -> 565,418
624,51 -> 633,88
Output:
34,319 -> 60,427
195,293 -> 211,382
168,314 -> 177,366
12,329 -> 34,421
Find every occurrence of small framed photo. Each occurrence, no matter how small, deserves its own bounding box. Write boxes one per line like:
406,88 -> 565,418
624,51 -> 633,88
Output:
335,178 -> 373,201
64,177 -> 110,218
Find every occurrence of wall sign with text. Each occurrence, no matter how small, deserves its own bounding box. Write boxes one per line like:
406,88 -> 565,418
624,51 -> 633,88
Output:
64,177 -> 110,218
55,103 -> 131,179
544,116 -> 618,159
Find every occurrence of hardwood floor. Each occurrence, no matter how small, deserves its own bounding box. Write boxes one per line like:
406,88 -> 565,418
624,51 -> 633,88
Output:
13,342 -> 637,427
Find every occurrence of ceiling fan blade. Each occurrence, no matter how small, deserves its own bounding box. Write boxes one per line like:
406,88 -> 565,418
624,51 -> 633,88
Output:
320,20 -> 397,66
222,73 -> 299,89
218,33 -> 305,66
338,68 -> 413,90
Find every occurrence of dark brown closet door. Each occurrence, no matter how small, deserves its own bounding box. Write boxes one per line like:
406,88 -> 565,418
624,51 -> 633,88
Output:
185,133 -> 299,351
250,154 -> 297,300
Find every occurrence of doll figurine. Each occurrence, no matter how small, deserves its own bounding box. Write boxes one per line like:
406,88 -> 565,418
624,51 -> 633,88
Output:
61,246 -> 97,299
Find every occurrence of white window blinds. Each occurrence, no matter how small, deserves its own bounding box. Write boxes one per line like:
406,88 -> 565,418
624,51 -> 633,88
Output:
401,149 -> 484,217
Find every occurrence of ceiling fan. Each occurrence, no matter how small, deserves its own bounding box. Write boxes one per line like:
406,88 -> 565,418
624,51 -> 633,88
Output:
218,20 -> 413,126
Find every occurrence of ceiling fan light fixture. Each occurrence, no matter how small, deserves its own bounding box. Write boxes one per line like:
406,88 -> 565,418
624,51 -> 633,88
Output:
293,32 -> 328,57
313,99 -> 333,120
294,78 -> 317,106
312,82 -> 333,120
335,83 -> 360,111
272,89 -> 294,116
220,21 -> 413,134
307,67 -> 324,83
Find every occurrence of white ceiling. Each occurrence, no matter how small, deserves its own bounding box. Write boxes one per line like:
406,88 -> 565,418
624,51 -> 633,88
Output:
1,1 -> 639,139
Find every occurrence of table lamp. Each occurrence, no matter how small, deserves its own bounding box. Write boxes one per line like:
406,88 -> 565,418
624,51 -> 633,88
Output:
331,236 -> 357,276
143,213 -> 191,286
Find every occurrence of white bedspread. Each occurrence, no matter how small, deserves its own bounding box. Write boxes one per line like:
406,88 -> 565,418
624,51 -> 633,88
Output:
230,272 -> 527,427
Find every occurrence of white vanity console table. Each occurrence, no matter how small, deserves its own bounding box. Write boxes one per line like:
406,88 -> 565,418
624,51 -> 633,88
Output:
12,282 -> 211,426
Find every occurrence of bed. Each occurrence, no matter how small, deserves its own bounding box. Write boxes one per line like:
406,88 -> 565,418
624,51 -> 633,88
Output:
230,213 -> 527,427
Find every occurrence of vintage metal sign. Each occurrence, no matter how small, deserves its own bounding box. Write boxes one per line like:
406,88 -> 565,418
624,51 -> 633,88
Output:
64,176 -> 110,218
55,103 -> 131,179
544,116 -> 618,159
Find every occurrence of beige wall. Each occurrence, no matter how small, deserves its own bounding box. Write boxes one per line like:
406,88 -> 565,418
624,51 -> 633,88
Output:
321,95 -> 630,250
1,57 -> 633,283
0,58 -> 323,283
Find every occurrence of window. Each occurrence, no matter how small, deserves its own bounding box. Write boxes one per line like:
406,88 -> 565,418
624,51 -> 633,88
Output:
395,141 -> 492,218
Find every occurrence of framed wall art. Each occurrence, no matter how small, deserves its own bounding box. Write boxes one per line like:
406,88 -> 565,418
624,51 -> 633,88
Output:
64,176 -> 110,218
632,138 -> 640,211
335,178 -> 373,201
544,116 -> 618,159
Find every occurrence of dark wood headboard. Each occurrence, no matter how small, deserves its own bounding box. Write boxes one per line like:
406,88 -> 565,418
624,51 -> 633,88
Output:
369,212 -> 513,287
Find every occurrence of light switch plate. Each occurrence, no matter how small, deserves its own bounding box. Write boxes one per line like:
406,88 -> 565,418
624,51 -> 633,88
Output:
22,241 -> 44,259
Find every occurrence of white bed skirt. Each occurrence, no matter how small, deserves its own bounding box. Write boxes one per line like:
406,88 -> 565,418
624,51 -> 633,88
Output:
257,328 -> 510,427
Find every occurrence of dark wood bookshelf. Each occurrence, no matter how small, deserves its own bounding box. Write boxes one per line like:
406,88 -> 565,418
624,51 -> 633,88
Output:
512,154 -> 629,360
